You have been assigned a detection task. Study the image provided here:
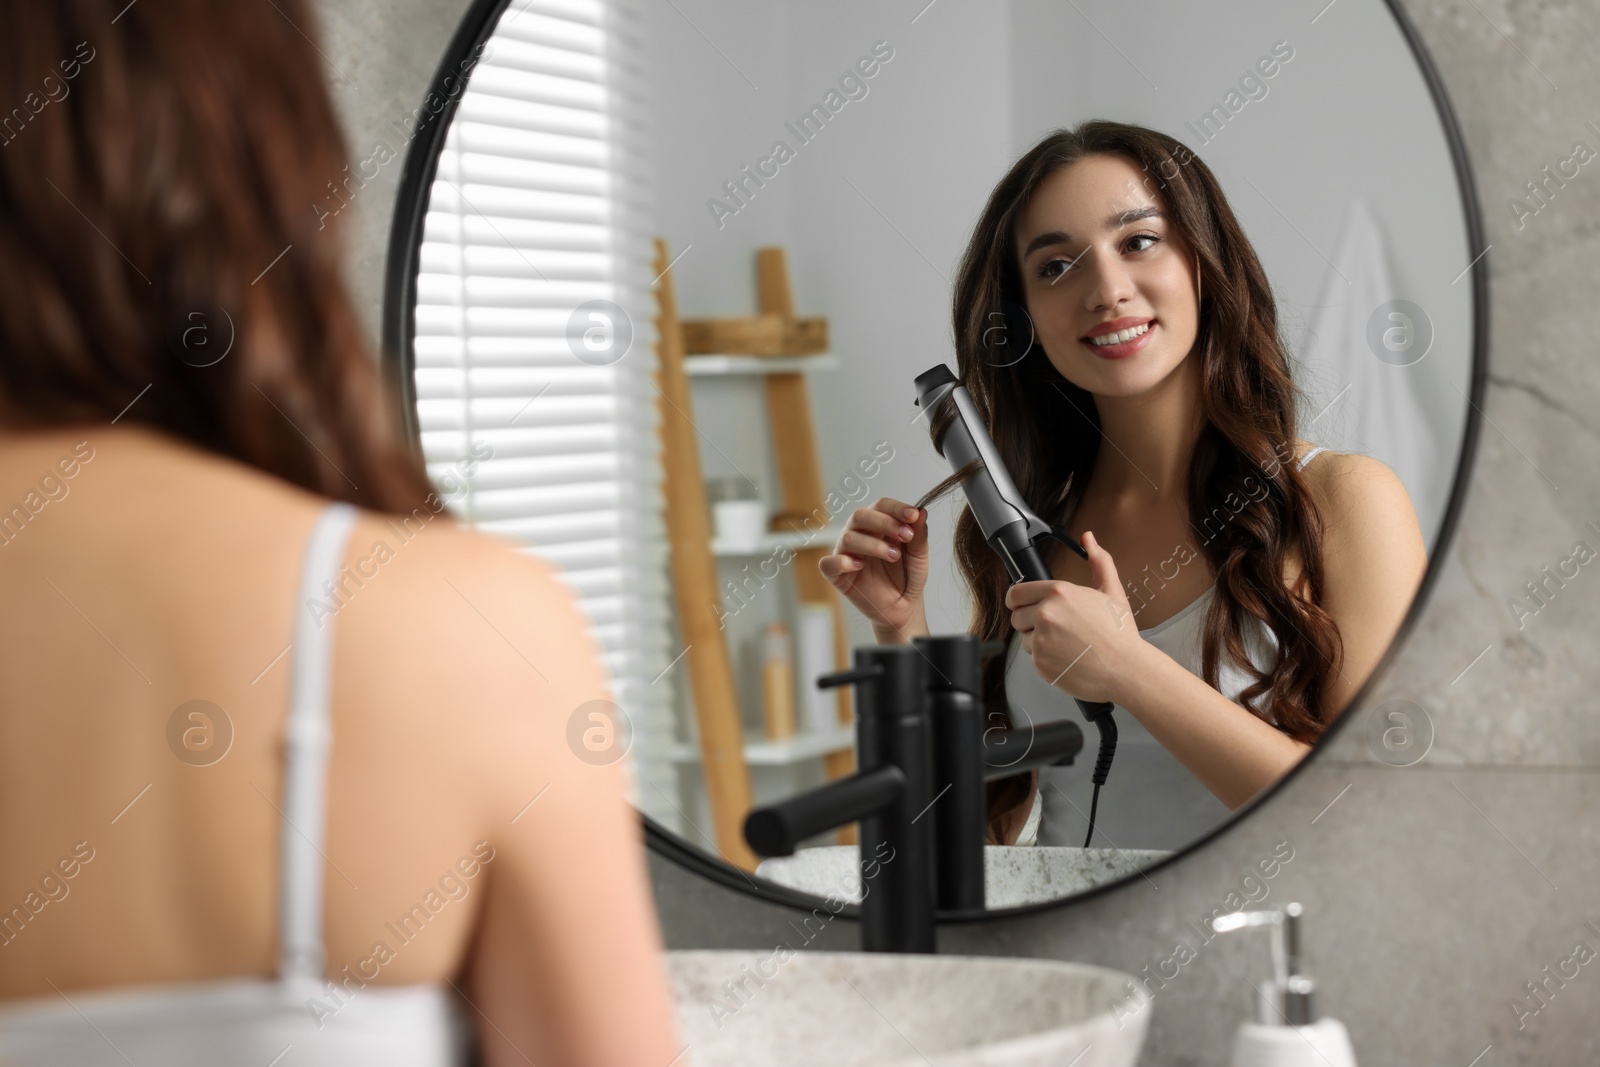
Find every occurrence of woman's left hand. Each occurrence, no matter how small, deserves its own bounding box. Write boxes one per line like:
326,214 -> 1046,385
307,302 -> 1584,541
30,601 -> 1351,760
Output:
1005,531 -> 1148,706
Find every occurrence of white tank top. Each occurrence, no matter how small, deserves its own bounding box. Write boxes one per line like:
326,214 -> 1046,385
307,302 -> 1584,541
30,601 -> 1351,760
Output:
1008,446 -> 1328,850
0,503 -> 473,1066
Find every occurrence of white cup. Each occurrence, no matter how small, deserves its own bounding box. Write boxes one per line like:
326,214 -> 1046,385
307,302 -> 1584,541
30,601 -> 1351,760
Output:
713,499 -> 767,551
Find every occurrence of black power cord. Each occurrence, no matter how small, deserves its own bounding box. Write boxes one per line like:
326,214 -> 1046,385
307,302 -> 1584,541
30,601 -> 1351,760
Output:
1076,700 -> 1117,847
1046,523 -> 1122,847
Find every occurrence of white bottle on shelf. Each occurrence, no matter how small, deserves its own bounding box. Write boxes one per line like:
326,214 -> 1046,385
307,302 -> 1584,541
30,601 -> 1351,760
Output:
795,604 -> 840,736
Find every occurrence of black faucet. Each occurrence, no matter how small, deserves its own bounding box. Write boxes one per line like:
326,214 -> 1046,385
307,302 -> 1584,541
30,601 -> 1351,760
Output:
742,633 -> 1084,952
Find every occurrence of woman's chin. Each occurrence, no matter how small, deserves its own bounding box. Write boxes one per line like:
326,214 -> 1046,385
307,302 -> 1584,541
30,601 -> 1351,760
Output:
1043,351 -> 1184,398
1080,349 -> 1194,397
1079,363 -> 1166,397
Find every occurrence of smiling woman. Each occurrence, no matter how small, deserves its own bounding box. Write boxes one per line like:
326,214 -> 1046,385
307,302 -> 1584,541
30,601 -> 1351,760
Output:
889,120 -> 1428,847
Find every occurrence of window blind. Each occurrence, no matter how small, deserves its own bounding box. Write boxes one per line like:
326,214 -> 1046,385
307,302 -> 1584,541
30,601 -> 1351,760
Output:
410,0 -> 678,828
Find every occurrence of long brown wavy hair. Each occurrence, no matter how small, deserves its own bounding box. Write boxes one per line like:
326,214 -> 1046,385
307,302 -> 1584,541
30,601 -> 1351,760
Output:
0,0 -> 435,516
918,122 -> 1344,841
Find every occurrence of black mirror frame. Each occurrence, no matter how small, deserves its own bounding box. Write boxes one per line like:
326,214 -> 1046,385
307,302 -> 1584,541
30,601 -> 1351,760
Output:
381,0 -> 1489,923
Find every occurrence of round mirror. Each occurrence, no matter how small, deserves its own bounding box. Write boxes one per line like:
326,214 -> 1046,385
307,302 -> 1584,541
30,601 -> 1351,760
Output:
383,0 -> 1486,918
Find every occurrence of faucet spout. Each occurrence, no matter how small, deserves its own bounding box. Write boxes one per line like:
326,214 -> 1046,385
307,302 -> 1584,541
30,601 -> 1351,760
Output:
743,644 -> 939,953
982,719 -> 1084,781
743,765 -> 906,857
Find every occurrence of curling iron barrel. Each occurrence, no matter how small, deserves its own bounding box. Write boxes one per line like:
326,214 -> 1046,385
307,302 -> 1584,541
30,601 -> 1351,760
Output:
913,364 -> 1119,848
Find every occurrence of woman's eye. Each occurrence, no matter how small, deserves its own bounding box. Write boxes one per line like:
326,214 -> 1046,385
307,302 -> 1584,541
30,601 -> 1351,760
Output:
1034,234 -> 1158,280
1036,257 -> 1070,280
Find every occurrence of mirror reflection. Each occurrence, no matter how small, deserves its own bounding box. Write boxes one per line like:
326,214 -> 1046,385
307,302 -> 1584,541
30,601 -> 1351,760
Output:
399,0 -> 1476,910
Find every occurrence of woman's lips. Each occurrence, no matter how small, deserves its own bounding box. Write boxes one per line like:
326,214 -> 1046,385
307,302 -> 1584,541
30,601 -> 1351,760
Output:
1081,321 -> 1156,360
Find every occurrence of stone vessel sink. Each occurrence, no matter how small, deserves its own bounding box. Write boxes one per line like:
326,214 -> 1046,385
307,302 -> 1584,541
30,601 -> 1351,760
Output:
668,949 -> 1149,1066
756,845 -> 1172,909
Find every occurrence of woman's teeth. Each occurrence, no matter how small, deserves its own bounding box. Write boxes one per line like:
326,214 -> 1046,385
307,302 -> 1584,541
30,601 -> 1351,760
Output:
1089,322 -> 1151,346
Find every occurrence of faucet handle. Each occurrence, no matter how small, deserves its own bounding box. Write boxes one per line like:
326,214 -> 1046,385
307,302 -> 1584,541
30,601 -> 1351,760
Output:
816,664 -> 885,689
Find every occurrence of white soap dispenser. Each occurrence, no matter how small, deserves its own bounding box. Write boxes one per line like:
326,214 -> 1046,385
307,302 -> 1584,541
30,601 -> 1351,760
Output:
1211,902 -> 1358,1067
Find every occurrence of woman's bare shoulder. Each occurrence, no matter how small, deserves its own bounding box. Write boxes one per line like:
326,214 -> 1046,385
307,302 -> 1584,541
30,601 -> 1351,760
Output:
345,509 -> 588,669
1295,449 -> 1409,526
1296,449 -> 1427,603
114,427 -> 608,783
338,509 -> 607,772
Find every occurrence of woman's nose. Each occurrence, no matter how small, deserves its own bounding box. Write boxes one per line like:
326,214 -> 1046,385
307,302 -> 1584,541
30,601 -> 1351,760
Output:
1083,249 -> 1136,312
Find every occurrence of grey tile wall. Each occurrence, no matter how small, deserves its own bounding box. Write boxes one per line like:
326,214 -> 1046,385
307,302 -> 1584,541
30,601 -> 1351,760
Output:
307,0 -> 467,347
315,0 -> 1600,1062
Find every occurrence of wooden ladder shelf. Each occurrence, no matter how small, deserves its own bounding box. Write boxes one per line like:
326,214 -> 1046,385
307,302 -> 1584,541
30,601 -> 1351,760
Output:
651,241 -> 858,871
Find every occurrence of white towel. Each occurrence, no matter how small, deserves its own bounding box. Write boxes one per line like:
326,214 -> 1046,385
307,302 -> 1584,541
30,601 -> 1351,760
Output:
1296,199 -> 1442,547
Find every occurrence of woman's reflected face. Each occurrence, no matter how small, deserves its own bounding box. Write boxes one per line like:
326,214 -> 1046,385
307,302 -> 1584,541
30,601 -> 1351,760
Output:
1013,153 -> 1199,397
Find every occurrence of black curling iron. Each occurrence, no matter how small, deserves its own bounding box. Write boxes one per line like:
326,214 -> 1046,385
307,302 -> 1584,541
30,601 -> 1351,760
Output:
913,363 -> 1117,848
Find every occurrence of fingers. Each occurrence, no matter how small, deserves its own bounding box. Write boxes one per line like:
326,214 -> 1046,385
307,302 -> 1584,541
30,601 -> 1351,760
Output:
846,500 -> 922,543
1083,530 -> 1123,600
902,506 -> 929,555
820,538 -> 890,583
821,498 -> 931,588
837,527 -> 907,565
1003,580 -> 1052,609
829,501 -> 923,568
817,553 -> 858,582
874,496 -> 922,524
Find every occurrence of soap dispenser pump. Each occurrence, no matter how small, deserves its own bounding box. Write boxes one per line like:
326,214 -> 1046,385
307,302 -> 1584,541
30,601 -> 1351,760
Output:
1211,902 -> 1358,1067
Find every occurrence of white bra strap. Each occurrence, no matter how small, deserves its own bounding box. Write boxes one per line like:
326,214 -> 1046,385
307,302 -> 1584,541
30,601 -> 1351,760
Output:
280,501 -> 360,984
1296,446 -> 1329,471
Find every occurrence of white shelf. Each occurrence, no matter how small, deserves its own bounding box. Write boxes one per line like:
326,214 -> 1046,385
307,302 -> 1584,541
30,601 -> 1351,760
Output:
711,525 -> 846,557
670,727 -> 855,766
685,353 -> 837,376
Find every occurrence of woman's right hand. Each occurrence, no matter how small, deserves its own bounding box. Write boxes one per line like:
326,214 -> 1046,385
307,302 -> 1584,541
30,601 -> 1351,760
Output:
818,497 -> 930,640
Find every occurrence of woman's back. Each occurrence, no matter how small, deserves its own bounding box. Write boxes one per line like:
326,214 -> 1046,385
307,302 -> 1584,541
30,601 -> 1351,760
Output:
0,1 -> 681,1059
0,423 -> 680,1064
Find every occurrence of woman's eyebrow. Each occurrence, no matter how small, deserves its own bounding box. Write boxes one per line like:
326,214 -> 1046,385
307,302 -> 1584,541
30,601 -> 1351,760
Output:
1021,206 -> 1165,258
